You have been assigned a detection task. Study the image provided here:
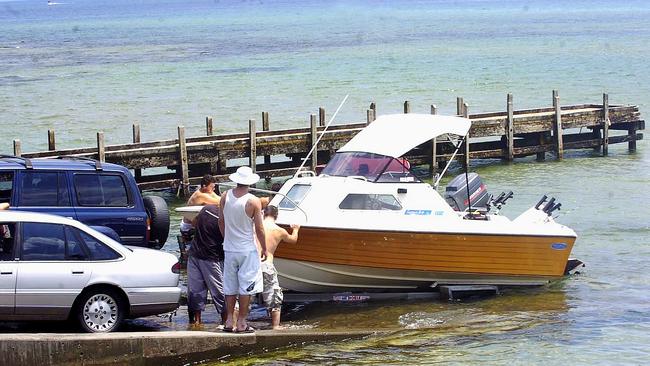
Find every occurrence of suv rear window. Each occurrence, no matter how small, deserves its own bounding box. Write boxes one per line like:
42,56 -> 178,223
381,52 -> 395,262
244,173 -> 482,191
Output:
0,172 -> 13,204
74,174 -> 130,207
19,172 -> 70,207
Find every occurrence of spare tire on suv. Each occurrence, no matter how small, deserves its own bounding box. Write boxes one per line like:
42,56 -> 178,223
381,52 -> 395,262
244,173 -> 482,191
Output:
144,195 -> 170,249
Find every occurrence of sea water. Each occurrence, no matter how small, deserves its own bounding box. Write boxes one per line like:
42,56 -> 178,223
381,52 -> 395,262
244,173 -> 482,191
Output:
1,0 -> 649,364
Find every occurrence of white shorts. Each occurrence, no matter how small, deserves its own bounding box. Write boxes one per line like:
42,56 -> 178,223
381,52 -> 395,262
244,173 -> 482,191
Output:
223,250 -> 263,296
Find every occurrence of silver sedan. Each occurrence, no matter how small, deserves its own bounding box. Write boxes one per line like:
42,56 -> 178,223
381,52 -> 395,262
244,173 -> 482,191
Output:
0,210 -> 180,332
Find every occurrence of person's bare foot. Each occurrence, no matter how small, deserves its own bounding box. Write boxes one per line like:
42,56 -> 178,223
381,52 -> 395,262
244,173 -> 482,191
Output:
272,325 -> 285,330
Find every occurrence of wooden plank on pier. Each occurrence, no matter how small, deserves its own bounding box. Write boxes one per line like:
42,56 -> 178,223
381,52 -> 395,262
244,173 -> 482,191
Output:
553,90 -> 563,160
177,126 -> 189,196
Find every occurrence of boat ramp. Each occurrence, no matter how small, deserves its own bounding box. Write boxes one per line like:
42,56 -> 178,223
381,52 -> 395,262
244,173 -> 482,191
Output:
8,92 -> 644,196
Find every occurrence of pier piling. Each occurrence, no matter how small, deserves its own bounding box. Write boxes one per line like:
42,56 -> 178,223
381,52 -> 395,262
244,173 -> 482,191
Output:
553,90 -> 564,160
13,140 -> 21,157
249,119 -> 257,174
506,93 -> 514,161
96,132 -> 105,163
48,129 -> 56,151
430,104 -> 438,176
602,93 -> 609,156
206,116 -> 213,136
177,126 -> 189,196
133,123 -> 142,179
310,114 -> 318,172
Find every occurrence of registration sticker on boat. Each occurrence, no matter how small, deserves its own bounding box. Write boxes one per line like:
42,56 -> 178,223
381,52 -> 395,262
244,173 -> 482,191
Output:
333,295 -> 370,302
405,210 -> 432,215
551,243 -> 567,250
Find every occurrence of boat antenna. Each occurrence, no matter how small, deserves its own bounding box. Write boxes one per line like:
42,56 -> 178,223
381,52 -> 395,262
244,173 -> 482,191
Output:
433,133 -> 467,189
293,94 -> 349,178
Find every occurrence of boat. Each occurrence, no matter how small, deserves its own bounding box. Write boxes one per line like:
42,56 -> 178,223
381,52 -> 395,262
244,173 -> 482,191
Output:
268,114 -> 578,293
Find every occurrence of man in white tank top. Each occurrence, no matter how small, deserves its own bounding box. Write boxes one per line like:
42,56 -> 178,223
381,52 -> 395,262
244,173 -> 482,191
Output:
218,166 -> 267,333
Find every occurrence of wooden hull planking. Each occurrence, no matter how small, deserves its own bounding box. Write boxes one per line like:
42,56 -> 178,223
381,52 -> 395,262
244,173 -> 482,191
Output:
274,226 -> 575,292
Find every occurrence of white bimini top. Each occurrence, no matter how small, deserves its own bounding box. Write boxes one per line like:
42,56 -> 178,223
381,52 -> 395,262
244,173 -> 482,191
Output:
338,114 -> 471,158
222,190 -> 256,252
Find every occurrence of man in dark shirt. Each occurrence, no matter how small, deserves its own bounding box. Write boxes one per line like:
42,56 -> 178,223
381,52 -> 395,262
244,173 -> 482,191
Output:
187,204 -> 226,325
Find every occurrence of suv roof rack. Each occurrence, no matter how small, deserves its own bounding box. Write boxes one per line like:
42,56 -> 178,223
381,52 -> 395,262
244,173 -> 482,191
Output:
56,155 -> 103,171
0,154 -> 33,169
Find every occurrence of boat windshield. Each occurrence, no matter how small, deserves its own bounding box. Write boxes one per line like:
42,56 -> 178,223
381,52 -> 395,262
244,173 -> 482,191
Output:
321,152 -> 420,183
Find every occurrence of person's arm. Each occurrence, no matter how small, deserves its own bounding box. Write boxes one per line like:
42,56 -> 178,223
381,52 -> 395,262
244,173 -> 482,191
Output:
218,192 -> 226,236
282,224 -> 300,244
260,196 -> 270,209
0,203 -> 9,210
249,197 -> 267,261
197,192 -> 221,205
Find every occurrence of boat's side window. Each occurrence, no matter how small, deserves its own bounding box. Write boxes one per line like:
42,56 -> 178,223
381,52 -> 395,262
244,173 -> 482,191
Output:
339,194 -> 402,211
279,184 -> 311,210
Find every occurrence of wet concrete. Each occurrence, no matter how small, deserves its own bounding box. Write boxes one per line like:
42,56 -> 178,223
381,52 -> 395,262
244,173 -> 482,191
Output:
1,326 -> 383,366
0,305 -> 386,365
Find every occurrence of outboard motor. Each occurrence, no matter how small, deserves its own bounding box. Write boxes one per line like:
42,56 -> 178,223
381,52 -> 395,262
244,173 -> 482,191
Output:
444,172 -> 491,211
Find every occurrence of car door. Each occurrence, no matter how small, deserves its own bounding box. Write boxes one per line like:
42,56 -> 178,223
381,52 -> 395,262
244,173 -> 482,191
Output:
0,222 -> 17,316
15,222 -> 91,318
14,171 -> 76,220
72,172 -> 147,246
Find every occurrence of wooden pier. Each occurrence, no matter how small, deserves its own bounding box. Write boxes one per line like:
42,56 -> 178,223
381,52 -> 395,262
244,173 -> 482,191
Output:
9,92 -> 644,194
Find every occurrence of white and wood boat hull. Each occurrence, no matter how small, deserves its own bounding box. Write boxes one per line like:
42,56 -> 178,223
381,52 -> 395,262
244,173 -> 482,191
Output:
273,226 -> 575,292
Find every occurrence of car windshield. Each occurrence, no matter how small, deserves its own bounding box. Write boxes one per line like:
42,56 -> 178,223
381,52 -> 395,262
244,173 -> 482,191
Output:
320,152 -> 420,183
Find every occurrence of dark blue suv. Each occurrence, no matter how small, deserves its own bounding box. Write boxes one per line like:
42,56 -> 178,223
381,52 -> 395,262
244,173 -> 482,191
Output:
0,155 -> 169,248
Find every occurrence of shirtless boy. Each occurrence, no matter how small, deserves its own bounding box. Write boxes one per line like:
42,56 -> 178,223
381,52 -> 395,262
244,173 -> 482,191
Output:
261,205 -> 300,330
180,174 -> 221,234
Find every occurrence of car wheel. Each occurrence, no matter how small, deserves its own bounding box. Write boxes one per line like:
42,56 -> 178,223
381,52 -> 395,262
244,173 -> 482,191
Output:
143,195 -> 170,248
77,288 -> 124,333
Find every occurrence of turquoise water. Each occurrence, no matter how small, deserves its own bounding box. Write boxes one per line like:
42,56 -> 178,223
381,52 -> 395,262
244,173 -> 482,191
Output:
2,0 -> 650,364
